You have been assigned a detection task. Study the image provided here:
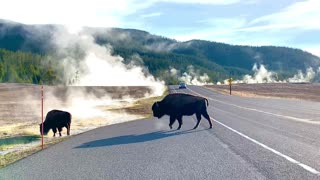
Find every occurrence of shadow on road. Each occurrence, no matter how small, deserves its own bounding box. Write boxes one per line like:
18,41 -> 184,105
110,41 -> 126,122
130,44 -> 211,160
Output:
75,129 -> 207,148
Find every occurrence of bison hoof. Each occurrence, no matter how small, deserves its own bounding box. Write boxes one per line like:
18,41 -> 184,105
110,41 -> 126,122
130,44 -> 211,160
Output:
209,126 -> 213,129
169,125 -> 172,129
177,128 -> 181,130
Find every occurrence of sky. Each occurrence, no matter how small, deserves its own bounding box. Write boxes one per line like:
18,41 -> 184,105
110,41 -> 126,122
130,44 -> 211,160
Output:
0,0 -> 319,57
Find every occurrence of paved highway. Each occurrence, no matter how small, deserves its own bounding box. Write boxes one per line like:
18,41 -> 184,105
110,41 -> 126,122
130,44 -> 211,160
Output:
1,85 -> 319,179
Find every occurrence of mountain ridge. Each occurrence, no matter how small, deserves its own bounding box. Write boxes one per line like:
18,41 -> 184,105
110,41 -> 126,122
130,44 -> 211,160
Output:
0,19 -> 319,84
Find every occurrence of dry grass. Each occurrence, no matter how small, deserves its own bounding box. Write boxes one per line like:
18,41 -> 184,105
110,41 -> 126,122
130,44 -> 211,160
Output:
0,83 -> 168,168
110,89 -> 169,118
0,136 -> 70,168
204,83 -> 320,102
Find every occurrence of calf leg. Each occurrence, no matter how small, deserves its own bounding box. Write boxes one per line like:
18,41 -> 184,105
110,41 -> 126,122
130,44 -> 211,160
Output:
202,111 -> 212,128
177,116 -> 183,130
169,116 -> 176,129
193,113 -> 202,129
58,127 -> 63,136
52,128 -> 57,137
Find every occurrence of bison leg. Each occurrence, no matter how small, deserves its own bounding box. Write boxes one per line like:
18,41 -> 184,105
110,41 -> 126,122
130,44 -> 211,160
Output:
202,111 -> 212,128
169,116 -> 176,129
52,128 -> 57,137
193,113 -> 202,129
58,127 -> 63,136
177,116 -> 183,130
66,124 -> 70,136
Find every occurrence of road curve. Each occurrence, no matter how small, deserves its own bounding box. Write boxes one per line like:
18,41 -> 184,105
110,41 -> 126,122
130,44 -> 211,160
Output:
0,85 -> 319,180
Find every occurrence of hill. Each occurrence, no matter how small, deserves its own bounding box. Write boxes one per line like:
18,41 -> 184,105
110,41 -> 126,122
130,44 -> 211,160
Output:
0,19 -> 319,84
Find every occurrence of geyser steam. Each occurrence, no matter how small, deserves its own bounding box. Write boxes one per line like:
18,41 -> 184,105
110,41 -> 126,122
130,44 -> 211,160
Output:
220,63 -> 320,84
170,66 -> 212,85
52,26 -> 165,96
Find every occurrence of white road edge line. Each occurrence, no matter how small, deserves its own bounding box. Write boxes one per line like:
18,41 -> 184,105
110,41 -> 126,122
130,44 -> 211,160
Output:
187,88 -> 320,125
212,117 -> 320,175
171,86 -> 320,175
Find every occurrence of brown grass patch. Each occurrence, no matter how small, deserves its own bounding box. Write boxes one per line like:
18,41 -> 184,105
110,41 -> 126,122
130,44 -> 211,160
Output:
0,136 -> 71,168
205,83 -> 320,102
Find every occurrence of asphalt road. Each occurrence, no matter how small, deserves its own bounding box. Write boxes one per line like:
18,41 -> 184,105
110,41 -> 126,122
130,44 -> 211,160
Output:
1,85 -> 319,180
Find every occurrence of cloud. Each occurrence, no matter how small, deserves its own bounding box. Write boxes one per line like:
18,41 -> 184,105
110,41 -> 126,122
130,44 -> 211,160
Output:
140,12 -> 162,18
304,47 -> 320,57
1,0 -> 318,55
0,0 -> 244,28
173,17 -> 247,41
156,0 -> 241,5
248,0 -> 320,31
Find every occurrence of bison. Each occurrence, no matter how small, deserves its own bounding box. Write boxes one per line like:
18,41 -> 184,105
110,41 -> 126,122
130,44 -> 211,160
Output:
40,110 -> 72,137
152,93 -> 212,130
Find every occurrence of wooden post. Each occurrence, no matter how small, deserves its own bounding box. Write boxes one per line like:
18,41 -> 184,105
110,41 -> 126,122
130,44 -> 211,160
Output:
228,78 -> 233,95
41,85 -> 44,150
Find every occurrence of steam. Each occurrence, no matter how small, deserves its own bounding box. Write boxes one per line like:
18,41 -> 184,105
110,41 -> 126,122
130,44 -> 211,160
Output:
170,66 -> 213,85
220,63 -> 320,84
287,67 -> 316,83
226,64 -> 278,84
9,26 -> 168,137
144,41 -> 179,52
41,88 -> 142,128
50,26 -> 165,96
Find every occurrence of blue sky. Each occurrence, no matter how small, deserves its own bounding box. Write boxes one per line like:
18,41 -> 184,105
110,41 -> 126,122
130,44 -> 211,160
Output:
1,0 -> 319,56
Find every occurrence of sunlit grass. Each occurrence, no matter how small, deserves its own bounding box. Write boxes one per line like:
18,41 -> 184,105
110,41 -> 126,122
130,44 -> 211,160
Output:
0,88 -> 169,168
110,89 -> 169,118
0,136 -> 71,168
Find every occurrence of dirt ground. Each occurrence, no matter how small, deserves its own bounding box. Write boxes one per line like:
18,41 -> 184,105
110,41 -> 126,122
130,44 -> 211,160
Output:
0,83 -> 155,138
205,83 -> 320,102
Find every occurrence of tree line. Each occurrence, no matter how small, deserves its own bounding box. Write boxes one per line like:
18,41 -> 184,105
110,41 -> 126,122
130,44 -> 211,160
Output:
0,49 -> 59,84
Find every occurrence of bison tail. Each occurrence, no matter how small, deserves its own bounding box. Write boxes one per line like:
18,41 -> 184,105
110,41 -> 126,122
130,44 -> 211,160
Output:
205,98 -> 209,106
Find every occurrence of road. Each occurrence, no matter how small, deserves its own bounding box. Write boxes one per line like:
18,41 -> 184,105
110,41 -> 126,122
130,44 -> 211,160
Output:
1,85 -> 319,179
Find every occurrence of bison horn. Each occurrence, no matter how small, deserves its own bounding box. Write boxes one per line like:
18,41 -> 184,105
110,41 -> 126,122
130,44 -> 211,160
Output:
155,102 -> 159,107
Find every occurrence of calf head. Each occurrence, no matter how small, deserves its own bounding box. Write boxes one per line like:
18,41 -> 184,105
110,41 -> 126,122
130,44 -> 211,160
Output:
39,123 -> 50,135
152,101 -> 165,118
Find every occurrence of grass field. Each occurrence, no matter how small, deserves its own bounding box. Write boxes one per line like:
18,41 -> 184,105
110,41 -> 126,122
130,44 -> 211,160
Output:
205,83 -> 320,102
0,83 -> 167,168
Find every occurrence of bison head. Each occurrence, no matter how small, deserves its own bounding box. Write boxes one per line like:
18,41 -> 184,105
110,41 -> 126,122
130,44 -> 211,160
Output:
152,101 -> 165,118
39,123 -> 50,135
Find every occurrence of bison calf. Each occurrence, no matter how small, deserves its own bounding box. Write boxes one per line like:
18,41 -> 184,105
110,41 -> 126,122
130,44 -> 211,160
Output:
152,93 -> 212,130
40,110 -> 72,137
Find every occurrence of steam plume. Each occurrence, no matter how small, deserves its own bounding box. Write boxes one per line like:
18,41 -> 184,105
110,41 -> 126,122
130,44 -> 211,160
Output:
170,66 -> 212,85
51,26 -> 165,96
221,63 -> 320,84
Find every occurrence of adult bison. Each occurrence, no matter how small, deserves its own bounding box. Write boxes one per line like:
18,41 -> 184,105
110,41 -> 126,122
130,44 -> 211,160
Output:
152,93 -> 212,130
40,110 -> 72,137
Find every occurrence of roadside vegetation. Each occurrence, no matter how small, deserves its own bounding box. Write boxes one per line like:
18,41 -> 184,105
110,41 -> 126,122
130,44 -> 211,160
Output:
113,89 -> 169,118
0,87 -> 168,168
0,136 -> 70,168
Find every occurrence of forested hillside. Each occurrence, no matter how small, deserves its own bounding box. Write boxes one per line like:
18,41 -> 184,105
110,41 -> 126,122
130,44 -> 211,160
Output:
0,19 -> 319,85
0,49 -> 59,84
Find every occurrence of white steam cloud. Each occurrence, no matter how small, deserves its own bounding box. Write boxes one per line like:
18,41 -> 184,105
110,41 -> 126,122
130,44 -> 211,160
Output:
170,66 -> 213,85
52,26 -> 165,96
287,67 -> 316,83
220,63 -> 320,84
28,26 -> 167,135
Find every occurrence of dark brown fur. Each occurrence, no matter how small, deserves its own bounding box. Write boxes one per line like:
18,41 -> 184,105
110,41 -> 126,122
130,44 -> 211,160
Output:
152,93 -> 212,130
40,110 -> 71,137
